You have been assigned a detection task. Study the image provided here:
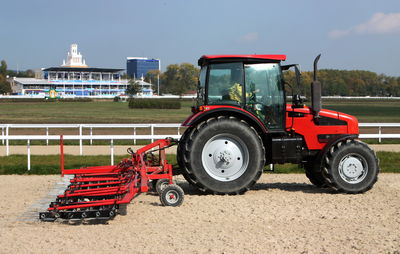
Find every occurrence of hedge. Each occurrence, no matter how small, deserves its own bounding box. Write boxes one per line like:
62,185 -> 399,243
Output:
128,98 -> 181,109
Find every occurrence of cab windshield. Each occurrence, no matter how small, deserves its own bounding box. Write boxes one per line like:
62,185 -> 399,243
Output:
200,62 -> 284,130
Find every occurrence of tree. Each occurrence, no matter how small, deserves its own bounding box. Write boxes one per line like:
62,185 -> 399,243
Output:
0,60 -> 7,76
0,60 -> 11,94
145,69 -> 161,84
125,79 -> 141,97
162,63 -> 199,95
145,70 -> 162,95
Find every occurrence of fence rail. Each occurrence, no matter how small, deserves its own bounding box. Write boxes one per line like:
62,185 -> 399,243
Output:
1,123 -> 400,170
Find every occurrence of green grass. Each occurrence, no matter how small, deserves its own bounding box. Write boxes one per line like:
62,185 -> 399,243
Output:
0,100 -> 193,124
0,99 -> 399,124
322,99 -> 400,123
0,152 -> 398,175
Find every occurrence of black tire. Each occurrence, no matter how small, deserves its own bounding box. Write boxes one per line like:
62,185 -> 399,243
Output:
304,160 -> 328,188
150,179 -> 158,192
160,184 -> 184,207
118,204 -> 128,216
155,178 -> 170,195
177,127 -> 198,186
181,116 -> 265,194
322,139 -> 379,194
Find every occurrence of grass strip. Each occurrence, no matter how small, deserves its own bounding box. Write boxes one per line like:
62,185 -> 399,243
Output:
0,152 -> 398,175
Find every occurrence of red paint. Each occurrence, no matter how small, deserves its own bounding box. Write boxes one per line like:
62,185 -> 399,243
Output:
182,105 -> 268,132
200,54 -> 286,61
47,138 -> 177,213
183,104 -> 359,151
286,104 -> 359,150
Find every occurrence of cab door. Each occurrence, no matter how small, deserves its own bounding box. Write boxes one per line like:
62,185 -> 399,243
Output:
244,63 -> 285,131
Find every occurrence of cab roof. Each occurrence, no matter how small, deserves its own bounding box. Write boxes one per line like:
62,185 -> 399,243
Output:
198,54 -> 286,66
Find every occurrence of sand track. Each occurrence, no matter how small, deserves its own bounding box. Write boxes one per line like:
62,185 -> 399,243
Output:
0,174 -> 399,254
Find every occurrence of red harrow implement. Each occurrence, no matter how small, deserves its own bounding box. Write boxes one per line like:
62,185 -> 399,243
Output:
39,137 -> 184,222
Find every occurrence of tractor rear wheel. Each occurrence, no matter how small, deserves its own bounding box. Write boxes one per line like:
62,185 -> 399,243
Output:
177,127 -> 198,186
322,139 -> 379,194
180,116 -> 265,194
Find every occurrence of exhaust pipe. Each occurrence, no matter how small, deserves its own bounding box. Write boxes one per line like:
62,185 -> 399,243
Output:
311,54 -> 321,118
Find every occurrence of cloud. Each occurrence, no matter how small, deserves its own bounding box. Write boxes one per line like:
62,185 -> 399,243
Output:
239,32 -> 259,43
329,12 -> 400,39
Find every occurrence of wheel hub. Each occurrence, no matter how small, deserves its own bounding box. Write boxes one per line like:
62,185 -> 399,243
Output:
338,154 -> 368,184
202,134 -> 249,182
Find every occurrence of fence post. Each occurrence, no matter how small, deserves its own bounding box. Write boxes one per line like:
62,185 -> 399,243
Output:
6,125 -> 9,156
60,135 -> 64,176
378,126 -> 382,143
46,127 -> 49,146
90,127 -> 93,145
1,126 -> 4,145
133,127 -> 136,145
177,126 -> 180,135
110,139 -> 114,165
27,139 -> 31,171
79,124 -> 83,155
151,124 -> 154,143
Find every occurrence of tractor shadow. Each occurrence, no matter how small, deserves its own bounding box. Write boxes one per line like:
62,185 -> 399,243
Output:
176,180 -> 336,195
251,182 -> 336,194
145,181 -> 334,207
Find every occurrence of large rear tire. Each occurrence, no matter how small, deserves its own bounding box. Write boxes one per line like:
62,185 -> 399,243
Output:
180,116 -> 265,194
177,127 -> 198,186
322,139 -> 379,194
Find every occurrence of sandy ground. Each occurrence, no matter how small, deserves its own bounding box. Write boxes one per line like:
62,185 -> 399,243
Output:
0,144 -> 399,156
0,174 -> 399,254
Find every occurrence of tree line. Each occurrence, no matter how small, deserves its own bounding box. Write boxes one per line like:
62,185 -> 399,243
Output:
1,58 -> 399,97
283,69 -> 400,97
141,64 -> 400,97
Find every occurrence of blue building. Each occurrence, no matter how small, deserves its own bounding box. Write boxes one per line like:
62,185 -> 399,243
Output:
126,57 -> 160,79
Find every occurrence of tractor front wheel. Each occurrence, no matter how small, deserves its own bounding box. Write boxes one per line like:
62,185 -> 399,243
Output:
322,139 -> 379,194
304,160 -> 327,188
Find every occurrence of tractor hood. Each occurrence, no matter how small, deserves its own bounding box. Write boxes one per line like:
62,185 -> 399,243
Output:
287,104 -> 359,134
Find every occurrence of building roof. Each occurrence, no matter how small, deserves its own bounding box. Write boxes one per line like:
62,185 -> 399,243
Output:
42,67 -> 124,73
13,77 -> 50,85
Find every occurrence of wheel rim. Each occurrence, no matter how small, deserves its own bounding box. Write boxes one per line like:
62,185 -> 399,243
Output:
165,190 -> 179,204
338,153 -> 368,184
201,134 -> 249,182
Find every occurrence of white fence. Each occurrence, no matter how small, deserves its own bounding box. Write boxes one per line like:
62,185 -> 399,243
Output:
1,123 -> 182,151
1,123 -> 400,170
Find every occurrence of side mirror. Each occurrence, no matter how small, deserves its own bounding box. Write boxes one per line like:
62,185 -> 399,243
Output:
292,65 -> 303,108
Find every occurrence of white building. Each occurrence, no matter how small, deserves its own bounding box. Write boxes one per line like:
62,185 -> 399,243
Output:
12,44 -> 153,97
62,44 -> 88,68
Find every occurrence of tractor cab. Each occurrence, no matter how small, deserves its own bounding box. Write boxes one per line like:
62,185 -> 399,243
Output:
196,55 -> 287,131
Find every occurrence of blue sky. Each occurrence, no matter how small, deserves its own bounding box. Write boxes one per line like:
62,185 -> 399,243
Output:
1,0 -> 399,76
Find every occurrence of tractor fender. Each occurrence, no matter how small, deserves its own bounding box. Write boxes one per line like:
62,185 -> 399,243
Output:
183,106 -> 268,134
315,134 -> 358,171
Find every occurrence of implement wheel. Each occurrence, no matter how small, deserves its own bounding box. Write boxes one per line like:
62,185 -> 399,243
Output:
180,116 -> 265,194
160,184 -> 184,207
322,139 -> 379,194
155,179 -> 170,195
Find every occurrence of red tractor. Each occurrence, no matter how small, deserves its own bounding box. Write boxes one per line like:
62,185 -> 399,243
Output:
177,54 -> 379,194
39,54 -> 380,222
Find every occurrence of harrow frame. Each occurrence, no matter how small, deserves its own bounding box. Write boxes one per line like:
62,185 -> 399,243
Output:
39,137 -> 182,222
